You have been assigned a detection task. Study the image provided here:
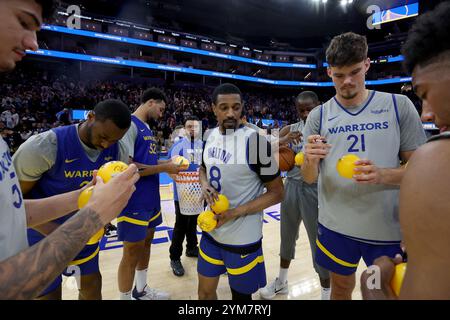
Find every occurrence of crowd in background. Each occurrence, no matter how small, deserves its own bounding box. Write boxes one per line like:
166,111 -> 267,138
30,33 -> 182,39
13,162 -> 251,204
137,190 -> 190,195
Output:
0,69 -> 304,153
1,68 -> 422,154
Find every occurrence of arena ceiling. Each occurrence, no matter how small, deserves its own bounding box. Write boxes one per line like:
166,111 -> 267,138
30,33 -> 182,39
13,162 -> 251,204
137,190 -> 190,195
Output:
65,0 -> 436,50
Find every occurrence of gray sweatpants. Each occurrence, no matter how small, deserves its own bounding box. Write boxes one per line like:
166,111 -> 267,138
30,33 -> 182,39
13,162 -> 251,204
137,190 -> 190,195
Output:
280,178 -> 329,280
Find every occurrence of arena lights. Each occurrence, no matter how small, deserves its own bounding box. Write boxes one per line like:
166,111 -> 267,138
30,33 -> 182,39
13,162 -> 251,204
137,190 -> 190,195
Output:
26,49 -> 412,87
340,0 -> 353,6
133,25 -> 150,31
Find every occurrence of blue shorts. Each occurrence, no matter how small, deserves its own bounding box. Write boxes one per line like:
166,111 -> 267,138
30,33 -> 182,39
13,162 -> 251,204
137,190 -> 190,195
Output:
197,233 -> 266,295
27,228 -> 101,296
315,224 -> 402,276
117,208 -> 162,243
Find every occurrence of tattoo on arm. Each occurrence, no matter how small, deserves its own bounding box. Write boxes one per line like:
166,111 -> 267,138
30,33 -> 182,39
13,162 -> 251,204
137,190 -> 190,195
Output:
0,207 -> 103,300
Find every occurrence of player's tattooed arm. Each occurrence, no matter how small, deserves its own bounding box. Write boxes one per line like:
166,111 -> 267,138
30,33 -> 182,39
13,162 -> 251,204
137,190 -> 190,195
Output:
0,207 -> 103,300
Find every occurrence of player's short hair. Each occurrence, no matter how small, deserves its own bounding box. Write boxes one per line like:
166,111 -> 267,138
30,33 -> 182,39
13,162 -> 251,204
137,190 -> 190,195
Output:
93,99 -> 131,130
212,83 -> 242,105
141,88 -> 167,105
35,0 -> 57,20
402,2 -> 450,74
296,91 -> 319,104
184,115 -> 200,123
326,32 -> 368,67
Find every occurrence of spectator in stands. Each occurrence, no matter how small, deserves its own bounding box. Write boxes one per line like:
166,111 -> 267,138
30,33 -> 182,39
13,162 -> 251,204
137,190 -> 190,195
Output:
56,108 -> 71,125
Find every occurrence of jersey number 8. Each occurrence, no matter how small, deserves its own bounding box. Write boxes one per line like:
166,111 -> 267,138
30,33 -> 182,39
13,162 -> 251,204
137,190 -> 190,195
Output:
209,166 -> 222,193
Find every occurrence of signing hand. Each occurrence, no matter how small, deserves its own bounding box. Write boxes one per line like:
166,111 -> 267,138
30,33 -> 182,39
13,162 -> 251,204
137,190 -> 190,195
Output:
304,135 -> 331,163
201,184 -> 219,208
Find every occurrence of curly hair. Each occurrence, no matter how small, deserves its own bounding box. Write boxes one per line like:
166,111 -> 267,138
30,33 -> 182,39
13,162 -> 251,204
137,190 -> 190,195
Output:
402,2 -> 450,74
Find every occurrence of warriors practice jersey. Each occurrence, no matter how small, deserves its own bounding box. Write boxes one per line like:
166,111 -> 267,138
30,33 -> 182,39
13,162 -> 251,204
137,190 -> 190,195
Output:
303,91 -> 426,243
202,126 -> 279,246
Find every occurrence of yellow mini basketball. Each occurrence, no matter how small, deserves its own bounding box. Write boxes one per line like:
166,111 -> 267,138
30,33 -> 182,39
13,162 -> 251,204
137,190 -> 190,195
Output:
197,210 -> 217,232
336,154 -> 361,179
78,186 -> 94,209
172,155 -> 190,170
97,161 -> 128,183
86,228 -> 105,245
211,194 -> 229,214
78,187 -> 104,244
294,152 -> 304,166
391,262 -> 407,296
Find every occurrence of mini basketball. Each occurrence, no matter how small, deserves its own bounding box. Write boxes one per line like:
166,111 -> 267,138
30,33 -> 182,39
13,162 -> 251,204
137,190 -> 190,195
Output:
210,194 -> 229,214
197,210 -> 217,232
97,161 -> 129,183
278,146 -> 295,172
391,262 -> 407,297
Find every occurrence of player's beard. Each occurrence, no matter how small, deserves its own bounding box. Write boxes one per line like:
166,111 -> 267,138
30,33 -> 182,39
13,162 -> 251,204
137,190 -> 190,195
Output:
222,118 -> 237,131
85,124 -> 102,150
340,89 -> 358,100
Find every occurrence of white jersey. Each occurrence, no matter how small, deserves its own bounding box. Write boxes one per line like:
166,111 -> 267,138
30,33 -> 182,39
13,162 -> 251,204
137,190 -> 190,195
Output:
202,126 -> 279,245
0,137 -> 28,261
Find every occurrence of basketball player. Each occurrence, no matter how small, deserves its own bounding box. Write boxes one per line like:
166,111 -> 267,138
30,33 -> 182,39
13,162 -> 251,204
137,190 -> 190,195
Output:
168,116 -> 204,276
260,91 -> 331,300
302,32 -> 427,300
198,83 -> 284,300
361,2 -> 450,299
0,0 -> 139,300
13,99 -> 132,300
117,88 -> 183,300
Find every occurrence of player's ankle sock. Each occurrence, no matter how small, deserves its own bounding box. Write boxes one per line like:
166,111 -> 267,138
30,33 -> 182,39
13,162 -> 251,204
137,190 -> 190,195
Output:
120,290 -> 132,300
135,269 -> 148,292
321,287 -> 331,300
278,267 -> 289,284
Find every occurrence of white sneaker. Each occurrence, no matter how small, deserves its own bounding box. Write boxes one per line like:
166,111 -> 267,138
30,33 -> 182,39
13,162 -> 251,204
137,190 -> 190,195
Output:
259,277 -> 288,300
132,285 -> 171,300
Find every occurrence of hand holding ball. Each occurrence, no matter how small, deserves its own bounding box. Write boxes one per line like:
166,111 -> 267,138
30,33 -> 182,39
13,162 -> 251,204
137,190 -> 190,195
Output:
172,156 -> 190,170
77,160 -> 127,244
199,194 -> 229,232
